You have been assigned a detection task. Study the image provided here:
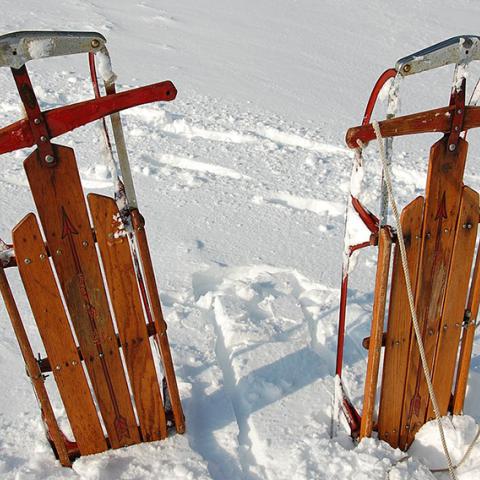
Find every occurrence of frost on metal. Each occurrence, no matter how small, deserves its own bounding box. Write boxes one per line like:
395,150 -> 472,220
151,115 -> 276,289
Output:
96,47 -> 117,86
26,38 -> 54,60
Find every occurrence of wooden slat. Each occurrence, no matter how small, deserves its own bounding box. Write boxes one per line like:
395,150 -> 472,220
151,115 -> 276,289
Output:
377,196 -> 424,448
360,227 -> 392,439
0,265 -> 72,466
130,209 -> 185,434
13,213 -> 107,455
24,145 -> 140,448
452,220 -> 480,414
88,194 -> 167,441
399,137 -> 468,450
428,187 -> 479,418
345,104 -> 480,149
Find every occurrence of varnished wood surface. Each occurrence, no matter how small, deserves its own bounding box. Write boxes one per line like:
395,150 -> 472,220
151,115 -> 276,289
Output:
130,209 -> 185,434
427,187 -> 479,419
0,264 -> 72,466
24,145 -> 139,448
13,213 -> 107,455
377,197 -> 424,448
360,227 -> 392,439
399,137 -> 468,449
89,194 -> 167,441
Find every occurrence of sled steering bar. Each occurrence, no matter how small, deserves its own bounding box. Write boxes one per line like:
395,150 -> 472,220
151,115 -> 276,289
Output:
396,35 -> 480,77
0,31 -> 106,69
346,35 -> 480,148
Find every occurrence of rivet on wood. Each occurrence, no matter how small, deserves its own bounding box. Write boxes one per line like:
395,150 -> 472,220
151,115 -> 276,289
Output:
45,155 -> 55,163
40,135 -> 47,142
72,360 -> 77,366
443,228 -> 448,233
55,365 -> 61,370
449,144 -> 456,151
425,232 -> 431,239
56,249 -> 62,255
33,118 -> 41,125
443,324 -> 448,331
82,240 -> 88,247
428,328 -> 434,336
39,253 -> 46,260
24,258 -> 32,264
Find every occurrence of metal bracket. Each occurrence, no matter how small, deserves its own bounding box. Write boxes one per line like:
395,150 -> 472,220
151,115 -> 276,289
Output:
447,78 -> 466,150
11,65 -> 56,166
396,35 -> 480,77
463,309 -> 472,328
0,31 -> 106,69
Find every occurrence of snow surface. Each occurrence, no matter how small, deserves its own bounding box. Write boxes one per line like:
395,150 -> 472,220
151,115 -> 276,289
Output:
1,1 -> 480,479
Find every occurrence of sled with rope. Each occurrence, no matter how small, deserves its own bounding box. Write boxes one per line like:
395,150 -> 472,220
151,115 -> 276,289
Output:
0,31 -> 184,466
335,35 -> 480,458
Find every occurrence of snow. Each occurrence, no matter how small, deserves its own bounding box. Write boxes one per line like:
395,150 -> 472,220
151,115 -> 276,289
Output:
27,38 -> 55,60
0,1 -> 480,479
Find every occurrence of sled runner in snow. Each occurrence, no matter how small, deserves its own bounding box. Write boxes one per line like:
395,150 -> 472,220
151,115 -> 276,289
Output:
336,36 -> 480,450
0,31 -> 184,466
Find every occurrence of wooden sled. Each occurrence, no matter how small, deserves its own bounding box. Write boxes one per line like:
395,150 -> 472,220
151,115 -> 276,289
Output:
338,36 -> 480,450
0,31 -> 184,466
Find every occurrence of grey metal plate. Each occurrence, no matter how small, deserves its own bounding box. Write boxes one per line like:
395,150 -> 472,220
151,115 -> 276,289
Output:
396,35 -> 480,76
0,30 -> 106,69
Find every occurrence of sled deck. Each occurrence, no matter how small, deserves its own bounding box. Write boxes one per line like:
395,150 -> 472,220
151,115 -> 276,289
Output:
337,36 -> 480,450
0,31 -> 184,466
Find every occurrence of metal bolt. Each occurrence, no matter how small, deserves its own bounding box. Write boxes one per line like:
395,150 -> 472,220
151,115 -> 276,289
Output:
82,240 -> 88,247
99,352 -> 104,358
45,154 -> 55,163
443,324 -> 448,331
40,135 -> 47,142
467,223 -> 473,229
33,118 -> 41,125
402,64 -> 411,73
55,365 -> 61,371
455,126 -> 459,131
449,144 -> 456,151
39,253 -> 46,260
428,328 -> 434,336
72,360 -> 77,366
56,249 -> 62,256
444,228 -> 449,233
395,340 -> 400,346
24,258 -> 32,264
426,232 -> 431,239
457,109 -> 463,115
455,322 -> 460,327
415,235 -> 421,239
91,39 -> 100,48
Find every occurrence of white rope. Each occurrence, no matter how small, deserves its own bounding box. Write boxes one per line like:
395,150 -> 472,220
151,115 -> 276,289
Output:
371,121 -> 457,480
